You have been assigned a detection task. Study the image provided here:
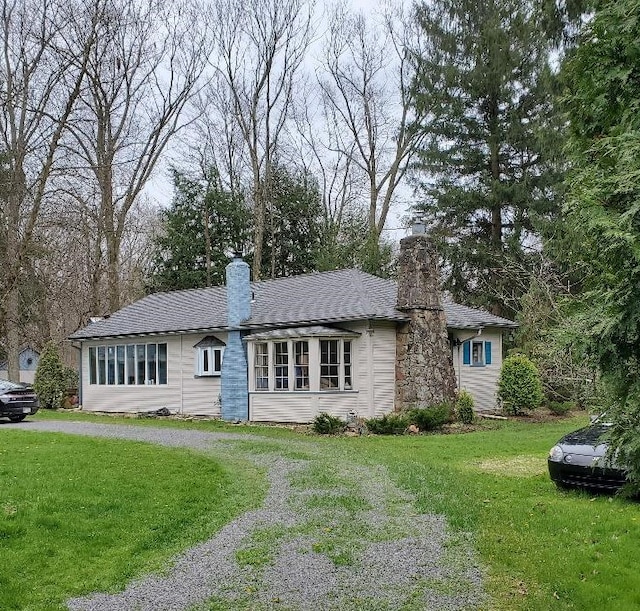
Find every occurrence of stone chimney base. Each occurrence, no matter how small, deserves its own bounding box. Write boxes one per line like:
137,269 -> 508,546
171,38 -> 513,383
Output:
395,233 -> 457,411
395,311 -> 456,410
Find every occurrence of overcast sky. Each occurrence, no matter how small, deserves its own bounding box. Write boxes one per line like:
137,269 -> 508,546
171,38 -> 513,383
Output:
146,0 -> 414,242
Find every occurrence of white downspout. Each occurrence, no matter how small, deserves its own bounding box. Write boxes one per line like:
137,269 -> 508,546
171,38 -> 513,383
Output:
180,335 -> 184,415
367,322 -> 375,418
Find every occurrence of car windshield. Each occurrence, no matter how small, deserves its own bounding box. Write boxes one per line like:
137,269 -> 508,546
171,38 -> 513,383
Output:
591,413 -> 613,426
0,379 -> 24,391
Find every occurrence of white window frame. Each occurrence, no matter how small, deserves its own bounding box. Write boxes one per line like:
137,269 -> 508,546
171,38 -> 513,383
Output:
196,345 -> 224,377
274,341 -> 289,390
249,337 -> 355,393
254,342 -> 269,390
294,340 -> 310,391
472,341 -> 484,366
88,342 -> 168,386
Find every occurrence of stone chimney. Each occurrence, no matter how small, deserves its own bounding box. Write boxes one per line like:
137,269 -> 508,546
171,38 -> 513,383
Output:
220,255 -> 250,421
395,234 -> 456,410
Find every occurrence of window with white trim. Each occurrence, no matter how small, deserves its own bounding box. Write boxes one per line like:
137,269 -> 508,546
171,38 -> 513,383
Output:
343,340 -> 352,390
274,342 -> 289,390
88,343 -> 167,385
472,341 -> 483,366
194,336 -> 225,377
255,342 -> 269,390
197,346 -> 223,376
294,341 -> 309,390
320,339 -> 339,389
251,335 -> 355,392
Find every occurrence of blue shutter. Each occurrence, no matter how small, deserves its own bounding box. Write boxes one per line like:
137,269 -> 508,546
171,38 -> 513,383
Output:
485,341 -> 492,365
463,341 -> 471,365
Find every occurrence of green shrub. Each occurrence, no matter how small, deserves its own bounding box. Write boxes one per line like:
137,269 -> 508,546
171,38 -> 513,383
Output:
548,401 -> 574,416
312,412 -> 345,435
497,354 -> 544,415
456,390 -> 475,424
365,412 -> 410,435
34,342 -> 73,409
409,402 -> 454,431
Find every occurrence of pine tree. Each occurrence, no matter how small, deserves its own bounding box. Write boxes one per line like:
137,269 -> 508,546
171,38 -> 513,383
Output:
560,0 -> 640,491
146,171 -> 251,292
412,0 -> 565,317
260,166 -> 325,279
147,166 -> 334,290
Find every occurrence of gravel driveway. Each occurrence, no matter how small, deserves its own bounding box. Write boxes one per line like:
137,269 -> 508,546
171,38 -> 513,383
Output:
7,420 -> 485,611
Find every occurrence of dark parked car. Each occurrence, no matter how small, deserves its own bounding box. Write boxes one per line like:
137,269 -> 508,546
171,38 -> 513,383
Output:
0,379 -> 39,422
548,419 -> 627,492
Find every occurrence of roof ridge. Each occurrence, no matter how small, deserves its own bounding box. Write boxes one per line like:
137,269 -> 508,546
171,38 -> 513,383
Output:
142,283 -> 226,300
251,267 -> 360,289
144,268 -> 369,297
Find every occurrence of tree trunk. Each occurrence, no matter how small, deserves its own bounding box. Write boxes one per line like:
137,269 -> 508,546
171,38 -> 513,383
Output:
3,166 -> 27,382
489,95 -> 503,316
106,237 -> 120,313
202,195 -> 213,286
5,286 -> 21,382
252,185 -> 266,280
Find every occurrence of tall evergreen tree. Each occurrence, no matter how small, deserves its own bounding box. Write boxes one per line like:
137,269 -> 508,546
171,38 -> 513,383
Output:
412,0 -> 565,317
560,0 -> 640,491
261,166 -> 325,279
147,171 -> 251,292
148,165 -> 335,291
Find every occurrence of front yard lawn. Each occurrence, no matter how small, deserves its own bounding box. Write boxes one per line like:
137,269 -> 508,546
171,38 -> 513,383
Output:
0,429 -> 265,610
347,416 -> 640,610
3,412 -> 639,610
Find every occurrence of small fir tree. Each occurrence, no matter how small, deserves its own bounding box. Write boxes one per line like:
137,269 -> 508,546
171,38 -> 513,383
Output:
34,342 -> 67,409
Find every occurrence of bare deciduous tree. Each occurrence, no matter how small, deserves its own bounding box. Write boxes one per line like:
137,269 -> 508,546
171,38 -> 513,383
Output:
63,0 -> 209,312
181,89 -> 248,199
0,0 -> 97,379
319,2 -> 427,241
292,81 -> 366,260
209,0 -> 313,279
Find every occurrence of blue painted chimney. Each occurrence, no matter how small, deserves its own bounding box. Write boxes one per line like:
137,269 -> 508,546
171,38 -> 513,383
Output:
220,255 -> 251,421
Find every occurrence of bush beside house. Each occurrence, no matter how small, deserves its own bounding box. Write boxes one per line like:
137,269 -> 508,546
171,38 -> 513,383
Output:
34,343 -> 78,409
456,390 -> 475,423
497,354 -> 544,415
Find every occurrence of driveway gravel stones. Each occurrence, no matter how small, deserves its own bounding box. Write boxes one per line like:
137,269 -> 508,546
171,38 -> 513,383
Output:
8,420 -> 485,610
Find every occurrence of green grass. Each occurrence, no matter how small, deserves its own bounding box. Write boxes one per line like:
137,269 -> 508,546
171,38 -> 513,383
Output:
0,430 -> 265,611
235,525 -> 288,568
342,416 -> 640,611
14,410 -> 640,610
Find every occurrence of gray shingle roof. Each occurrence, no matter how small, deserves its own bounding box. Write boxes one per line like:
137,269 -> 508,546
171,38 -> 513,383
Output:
69,268 -> 517,340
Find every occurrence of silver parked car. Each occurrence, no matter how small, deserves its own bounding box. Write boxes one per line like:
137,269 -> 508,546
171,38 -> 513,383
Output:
0,380 -> 39,422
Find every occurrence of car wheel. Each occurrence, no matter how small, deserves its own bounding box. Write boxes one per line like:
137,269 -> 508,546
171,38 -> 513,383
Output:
8,414 -> 27,423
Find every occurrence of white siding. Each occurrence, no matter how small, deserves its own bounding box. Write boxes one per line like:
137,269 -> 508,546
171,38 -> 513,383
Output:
370,322 -> 396,418
249,392 -> 362,423
79,323 -> 506,420
80,332 -> 225,416
81,336 -> 181,413
248,321 -> 397,423
451,329 -> 503,412
179,334 -> 223,417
